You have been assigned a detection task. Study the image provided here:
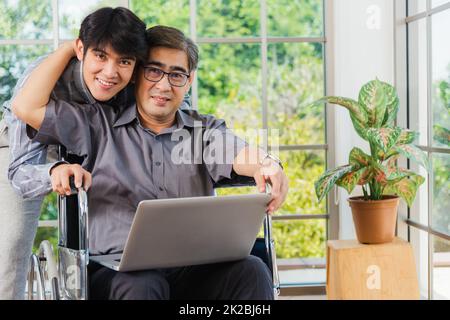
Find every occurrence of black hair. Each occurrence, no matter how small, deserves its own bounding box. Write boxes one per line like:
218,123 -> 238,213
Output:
145,26 -> 199,72
78,7 -> 147,63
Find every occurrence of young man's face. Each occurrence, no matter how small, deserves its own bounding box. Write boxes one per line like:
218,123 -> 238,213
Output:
75,39 -> 136,101
135,46 -> 194,124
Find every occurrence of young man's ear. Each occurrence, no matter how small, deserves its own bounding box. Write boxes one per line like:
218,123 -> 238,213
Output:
75,39 -> 85,61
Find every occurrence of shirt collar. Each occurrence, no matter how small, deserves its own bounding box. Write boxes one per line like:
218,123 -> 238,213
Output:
113,107 -> 204,130
72,59 -> 96,104
113,103 -> 138,127
176,109 -> 204,128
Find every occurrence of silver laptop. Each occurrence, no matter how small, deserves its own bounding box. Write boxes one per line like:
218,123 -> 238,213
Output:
90,193 -> 271,272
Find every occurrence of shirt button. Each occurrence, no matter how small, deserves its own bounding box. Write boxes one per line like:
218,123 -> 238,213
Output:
155,161 -> 161,166
159,187 -> 164,191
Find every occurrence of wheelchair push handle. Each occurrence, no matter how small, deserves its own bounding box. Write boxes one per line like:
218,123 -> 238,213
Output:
61,176 -> 89,252
68,176 -> 87,194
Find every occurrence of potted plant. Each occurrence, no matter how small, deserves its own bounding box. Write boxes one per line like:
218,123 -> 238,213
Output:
313,79 -> 428,244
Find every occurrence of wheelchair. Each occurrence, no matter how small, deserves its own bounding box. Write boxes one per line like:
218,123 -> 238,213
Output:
28,148 -> 280,300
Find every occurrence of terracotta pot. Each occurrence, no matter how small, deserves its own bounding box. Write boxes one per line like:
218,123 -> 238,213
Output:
348,195 -> 400,244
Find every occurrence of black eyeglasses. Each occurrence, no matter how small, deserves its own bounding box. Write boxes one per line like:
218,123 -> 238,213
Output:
143,66 -> 190,87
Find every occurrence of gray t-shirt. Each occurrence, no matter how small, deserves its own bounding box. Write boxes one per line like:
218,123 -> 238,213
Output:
32,101 -> 247,255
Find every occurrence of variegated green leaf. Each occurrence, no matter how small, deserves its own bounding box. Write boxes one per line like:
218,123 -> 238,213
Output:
384,154 -> 400,180
349,147 -> 371,168
397,129 -> 419,145
316,96 -> 368,139
384,155 -> 420,184
393,144 -> 430,170
314,96 -> 363,120
358,79 -> 388,128
384,174 -> 425,207
408,172 -> 425,186
370,160 -> 388,185
357,167 -> 372,185
380,81 -> 400,126
315,165 -> 354,202
366,127 -> 402,153
349,113 -> 368,140
336,167 -> 366,194
386,167 -> 415,183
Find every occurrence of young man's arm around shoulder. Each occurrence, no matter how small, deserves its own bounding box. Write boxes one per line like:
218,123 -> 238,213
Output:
12,41 -> 76,130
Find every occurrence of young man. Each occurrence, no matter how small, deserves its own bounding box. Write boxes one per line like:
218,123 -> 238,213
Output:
12,25 -> 289,300
0,7 -> 148,299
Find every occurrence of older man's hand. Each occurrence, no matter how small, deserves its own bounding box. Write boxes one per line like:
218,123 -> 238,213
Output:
253,158 -> 289,214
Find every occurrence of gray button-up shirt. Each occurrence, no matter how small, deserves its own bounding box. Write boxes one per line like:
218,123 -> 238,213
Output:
33,101 -> 247,255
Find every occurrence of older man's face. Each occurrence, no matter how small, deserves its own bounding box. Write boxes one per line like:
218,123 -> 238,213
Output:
135,46 -> 193,126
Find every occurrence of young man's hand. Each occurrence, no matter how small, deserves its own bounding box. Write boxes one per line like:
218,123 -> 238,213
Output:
50,163 -> 92,196
253,159 -> 289,215
59,40 -> 78,58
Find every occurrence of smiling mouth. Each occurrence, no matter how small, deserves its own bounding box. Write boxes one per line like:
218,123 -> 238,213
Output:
151,95 -> 171,105
96,78 -> 117,88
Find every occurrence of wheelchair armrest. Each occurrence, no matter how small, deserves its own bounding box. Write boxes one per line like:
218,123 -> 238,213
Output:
213,171 -> 256,188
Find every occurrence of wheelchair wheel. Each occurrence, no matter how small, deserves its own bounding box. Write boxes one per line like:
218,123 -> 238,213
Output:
27,240 -> 60,300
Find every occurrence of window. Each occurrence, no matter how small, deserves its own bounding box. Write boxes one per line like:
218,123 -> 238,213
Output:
401,0 -> 450,299
1,0 -> 329,289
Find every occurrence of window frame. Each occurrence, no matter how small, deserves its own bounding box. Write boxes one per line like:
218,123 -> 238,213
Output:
395,0 -> 450,300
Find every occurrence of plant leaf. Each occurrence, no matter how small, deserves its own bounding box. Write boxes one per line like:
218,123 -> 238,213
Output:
370,160 -> 388,185
386,166 -> 415,183
366,127 -> 402,153
336,167 -> 366,194
380,81 -> 400,126
393,144 -> 430,170
358,79 -> 388,128
385,155 -> 401,180
357,167 -> 372,185
349,147 -> 371,168
313,96 -> 362,120
314,165 -> 354,202
384,174 -> 425,207
315,96 -> 368,139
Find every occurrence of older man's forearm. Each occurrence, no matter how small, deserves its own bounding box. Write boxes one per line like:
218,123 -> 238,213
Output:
232,146 -> 266,177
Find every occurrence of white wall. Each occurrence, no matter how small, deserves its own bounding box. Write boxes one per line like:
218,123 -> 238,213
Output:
328,0 -> 395,239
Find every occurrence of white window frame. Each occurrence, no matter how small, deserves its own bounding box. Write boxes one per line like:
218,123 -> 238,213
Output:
395,0 -> 450,300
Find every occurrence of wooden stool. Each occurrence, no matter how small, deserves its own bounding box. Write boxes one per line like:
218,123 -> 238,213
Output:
326,237 -> 419,300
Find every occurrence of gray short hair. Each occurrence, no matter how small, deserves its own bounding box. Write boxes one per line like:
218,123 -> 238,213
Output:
145,25 -> 199,72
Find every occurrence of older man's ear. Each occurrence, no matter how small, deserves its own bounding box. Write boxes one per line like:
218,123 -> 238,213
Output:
185,71 -> 195,92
